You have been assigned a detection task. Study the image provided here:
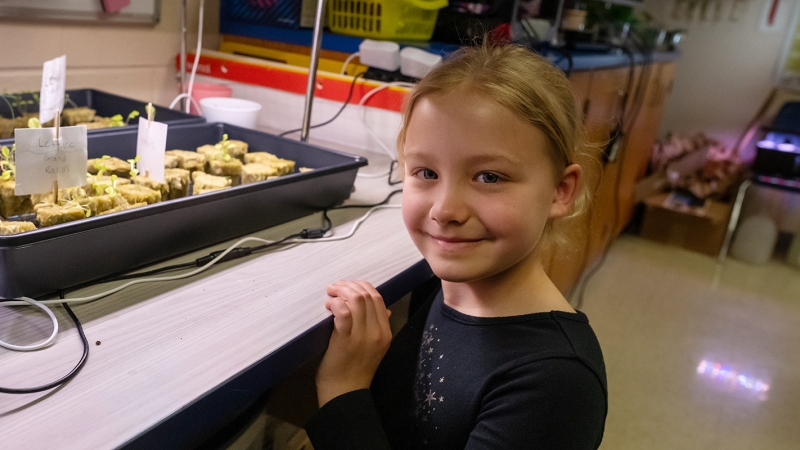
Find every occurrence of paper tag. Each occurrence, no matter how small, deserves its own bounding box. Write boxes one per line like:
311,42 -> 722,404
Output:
136,119 -> 167,183
39,55 -> 67,124
14,126 -> 88,196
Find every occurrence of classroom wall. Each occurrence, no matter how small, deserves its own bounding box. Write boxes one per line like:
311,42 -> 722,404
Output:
644,0 -> 795,147
0,0 -> 220,109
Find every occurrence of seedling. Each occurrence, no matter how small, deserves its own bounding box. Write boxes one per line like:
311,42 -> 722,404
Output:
127,110 -> 140,125
213,133 -> 232,161
58,188 -> 92,218
128,155 -> 141,177
92,173 -> 118,198
93,155 -> 112,177
27,117 -> 42,128
1,144 -> 15,181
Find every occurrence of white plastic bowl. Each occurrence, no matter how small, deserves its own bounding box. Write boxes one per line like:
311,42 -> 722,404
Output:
200,97 -> 262,129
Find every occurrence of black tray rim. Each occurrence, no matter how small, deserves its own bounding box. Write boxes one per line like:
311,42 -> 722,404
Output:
1,88 -> 205,133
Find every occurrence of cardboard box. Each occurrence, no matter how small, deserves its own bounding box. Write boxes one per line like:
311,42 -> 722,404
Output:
640,192 -> 733,256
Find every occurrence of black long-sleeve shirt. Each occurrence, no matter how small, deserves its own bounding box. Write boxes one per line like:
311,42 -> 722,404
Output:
307,290 -> 607,449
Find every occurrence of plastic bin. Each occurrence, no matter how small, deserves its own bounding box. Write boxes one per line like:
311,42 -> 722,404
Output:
328,0 -> 448,41
0,122 -> 366,298
0,89 -> 204,138
221,0 -> 304,29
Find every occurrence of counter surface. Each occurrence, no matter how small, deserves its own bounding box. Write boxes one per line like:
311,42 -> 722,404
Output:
0,142 -> 423,449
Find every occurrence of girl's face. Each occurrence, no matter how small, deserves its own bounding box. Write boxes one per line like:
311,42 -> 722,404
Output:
401,90 -> 577,284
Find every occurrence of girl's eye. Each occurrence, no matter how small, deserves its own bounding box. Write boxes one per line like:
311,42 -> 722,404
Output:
419,169 -> 438,180
476,172 -> 501,184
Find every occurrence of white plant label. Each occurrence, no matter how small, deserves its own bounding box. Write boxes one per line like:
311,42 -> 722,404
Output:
136,119 -> 167,183
39,55 -> 67,124
14,126 -> 88,196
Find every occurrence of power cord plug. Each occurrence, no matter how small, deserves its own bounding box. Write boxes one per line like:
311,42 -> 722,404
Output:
195,247 -> 253,266
300,227 -> 328,239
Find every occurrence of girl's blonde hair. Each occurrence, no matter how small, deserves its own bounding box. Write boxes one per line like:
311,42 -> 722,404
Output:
396,42 -> 595,243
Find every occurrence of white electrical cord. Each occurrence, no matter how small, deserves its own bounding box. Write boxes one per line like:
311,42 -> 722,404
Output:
0,297 -> 58,351
0,205 -> 401,311
185,0 -> 204,114
169,94 -> 203,115
356,81 -> 415,179
359,81 -> 414,160
168,0 -> 205,115
341,52 -> 361,75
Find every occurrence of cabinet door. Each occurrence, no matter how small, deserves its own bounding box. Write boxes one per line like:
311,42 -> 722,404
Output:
542,70 -> 592,296
542,70 -> 594,294
584,62 -> 677,268
615,62 -> 676,231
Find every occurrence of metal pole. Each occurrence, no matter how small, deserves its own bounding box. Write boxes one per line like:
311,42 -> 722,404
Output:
300,0 -> 327,142
548,0 -> 566,45
180,0 -> 187,112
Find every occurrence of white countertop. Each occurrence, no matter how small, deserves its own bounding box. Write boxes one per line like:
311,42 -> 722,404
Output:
0,138 -> 422,449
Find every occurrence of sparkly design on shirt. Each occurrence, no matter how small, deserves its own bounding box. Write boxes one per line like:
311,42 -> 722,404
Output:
414,324 -> 444,445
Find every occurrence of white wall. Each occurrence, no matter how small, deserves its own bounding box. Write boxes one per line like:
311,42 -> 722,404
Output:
0,0 -> 220,108
644,0 -> 796,147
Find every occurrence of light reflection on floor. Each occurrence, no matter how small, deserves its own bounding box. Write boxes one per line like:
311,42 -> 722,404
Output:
577,235 -> 800,449
696,359 -> 770,401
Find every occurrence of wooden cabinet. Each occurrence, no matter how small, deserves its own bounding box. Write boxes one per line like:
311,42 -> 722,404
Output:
544,61 -> 677,295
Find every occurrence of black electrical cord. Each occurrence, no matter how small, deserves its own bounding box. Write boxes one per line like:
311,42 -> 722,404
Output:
623,37 -> 654,134
387,160 -> 403,186
575,39 -> 652,310
0,293 -> 89,394
518,23 -> 574,79
549,46 -> 574,79
279,72 -> 366,138
330,189 -> 403,211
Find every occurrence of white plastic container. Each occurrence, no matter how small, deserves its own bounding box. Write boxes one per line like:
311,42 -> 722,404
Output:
190,82 -> 232,115
400,47 -> 442,79
200,97 -> 262,129
730,215 -> 778,265
359,39 -> 401,72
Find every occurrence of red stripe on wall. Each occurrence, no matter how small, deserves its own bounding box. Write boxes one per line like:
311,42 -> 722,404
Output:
176,54 -> 407,113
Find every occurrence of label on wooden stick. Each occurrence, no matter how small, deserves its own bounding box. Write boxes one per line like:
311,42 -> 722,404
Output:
14,126 -> 88,196
39,55 -> 66,124
136,119 -> 167,183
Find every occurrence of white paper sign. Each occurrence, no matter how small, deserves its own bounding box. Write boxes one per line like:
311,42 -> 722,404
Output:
39,55 -> 67,124
14,126 -> 88,196
136,119 -> 167,183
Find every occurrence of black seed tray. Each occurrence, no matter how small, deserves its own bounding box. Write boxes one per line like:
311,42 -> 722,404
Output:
0,88 -> 204,134
0,122 -> 367,298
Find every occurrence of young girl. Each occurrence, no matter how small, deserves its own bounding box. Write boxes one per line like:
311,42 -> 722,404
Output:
306,42 -> 607,449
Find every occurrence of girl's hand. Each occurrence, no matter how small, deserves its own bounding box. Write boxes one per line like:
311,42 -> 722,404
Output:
316,280 -> 392,407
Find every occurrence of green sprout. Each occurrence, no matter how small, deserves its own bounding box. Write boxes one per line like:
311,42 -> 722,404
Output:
60,189 -> 92,217
105,175 -> 118,198
109,110 -> 140,128
126,110 -> 140,125
93,155 -> 112,177
108,114 -> 125,127
61,200 -> 92,218
27,117 -> 41,129
1,144 -> 15,181
92,173 -> 118,198
128,155 -> 141,177
213,133 -> 232,161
